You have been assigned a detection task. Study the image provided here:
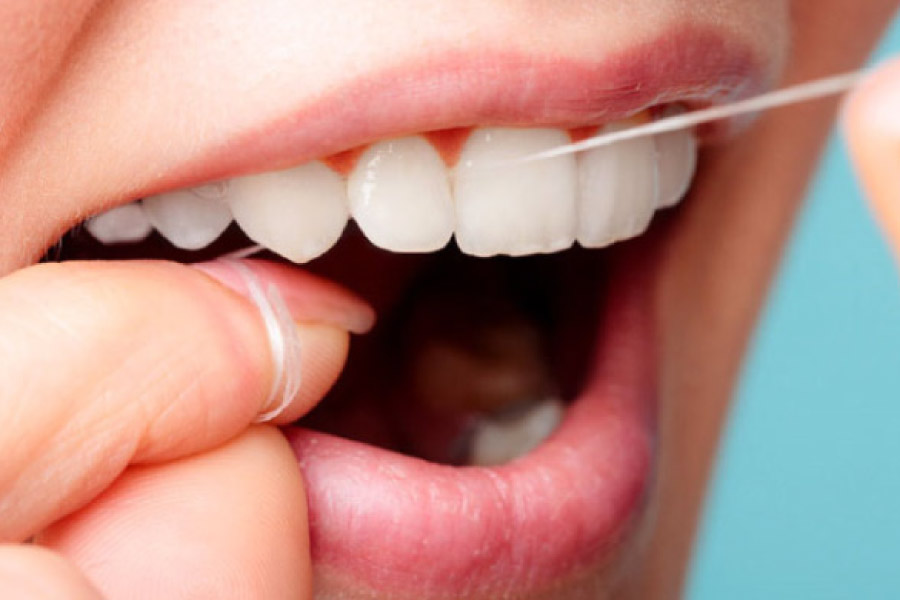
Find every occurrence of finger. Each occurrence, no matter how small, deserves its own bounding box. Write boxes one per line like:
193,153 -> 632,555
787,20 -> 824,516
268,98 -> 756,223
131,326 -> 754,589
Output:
0,259 -> 373,541
38,427 -> 311,600
845,58 -> 900,260
0,544 -> 103,600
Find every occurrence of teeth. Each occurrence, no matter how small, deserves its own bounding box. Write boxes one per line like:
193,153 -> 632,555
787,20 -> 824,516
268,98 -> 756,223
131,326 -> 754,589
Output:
85,202 -> 153,244
117,114 -> 697,260
655,128 -> 698,209
348,136 -> 454,252
142,187 -> 233,250
227,162 -> 349,263
453,128 -> 577,257
576,122 -> 660,248
469,398 -> 565,467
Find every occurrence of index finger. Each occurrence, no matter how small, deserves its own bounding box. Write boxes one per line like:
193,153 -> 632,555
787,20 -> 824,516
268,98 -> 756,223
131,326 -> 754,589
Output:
0,259 -> 372,541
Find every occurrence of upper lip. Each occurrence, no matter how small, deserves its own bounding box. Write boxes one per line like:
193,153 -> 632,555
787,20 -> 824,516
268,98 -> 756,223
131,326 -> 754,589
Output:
163,24 -> 768,195
7,22 -> 770,272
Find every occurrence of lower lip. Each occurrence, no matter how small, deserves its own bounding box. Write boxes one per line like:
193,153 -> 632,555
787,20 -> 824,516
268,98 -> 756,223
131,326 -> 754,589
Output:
283,241 -> 660,597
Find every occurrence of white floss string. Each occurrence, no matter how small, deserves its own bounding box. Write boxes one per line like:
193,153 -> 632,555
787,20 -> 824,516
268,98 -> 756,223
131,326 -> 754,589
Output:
512,69 -> 869,164
225,259 -> 303,423
222,244 -> 266,260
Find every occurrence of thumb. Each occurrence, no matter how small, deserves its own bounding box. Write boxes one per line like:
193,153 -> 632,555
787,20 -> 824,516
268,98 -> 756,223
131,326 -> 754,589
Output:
845,57 -> 900,262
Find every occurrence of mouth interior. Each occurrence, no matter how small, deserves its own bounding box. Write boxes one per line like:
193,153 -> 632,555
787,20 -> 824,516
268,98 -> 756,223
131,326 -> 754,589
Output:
44,220 -> 611,466
303,225 -> 608,465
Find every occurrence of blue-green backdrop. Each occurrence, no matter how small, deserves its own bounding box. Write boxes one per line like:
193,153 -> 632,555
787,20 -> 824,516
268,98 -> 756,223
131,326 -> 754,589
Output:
688,16 -> 900,600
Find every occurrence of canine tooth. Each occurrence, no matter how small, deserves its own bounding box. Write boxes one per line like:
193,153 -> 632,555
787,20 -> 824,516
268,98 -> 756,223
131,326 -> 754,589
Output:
576,122 -> 659,248
453,128 -> 577,257
655,128 -> 697,208
469,398 -> 565,467
143,187 -> 233,250
227,162 -> 348,263
85,202 -> 153,244
348,136 -> 453,252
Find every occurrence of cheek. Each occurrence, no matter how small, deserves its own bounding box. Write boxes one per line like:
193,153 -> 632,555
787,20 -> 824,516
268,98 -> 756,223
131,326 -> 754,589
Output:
0,1 -> 97,155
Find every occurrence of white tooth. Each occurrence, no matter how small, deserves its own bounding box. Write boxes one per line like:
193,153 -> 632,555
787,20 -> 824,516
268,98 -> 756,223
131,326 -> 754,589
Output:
469,398 -> 565,467
453,128 -> 577,257
227,162 -> 348,263
85,202 -> 153,244
655,128 -> 697,209
576,122 -> 659,248
142,187 -> 233,250
348,136 -> 453,252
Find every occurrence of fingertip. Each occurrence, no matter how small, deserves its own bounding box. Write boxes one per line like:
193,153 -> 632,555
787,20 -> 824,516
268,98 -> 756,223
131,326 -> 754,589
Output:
844,58 -> 900,259
191,259 -> 359,425
844,58 -> 900,138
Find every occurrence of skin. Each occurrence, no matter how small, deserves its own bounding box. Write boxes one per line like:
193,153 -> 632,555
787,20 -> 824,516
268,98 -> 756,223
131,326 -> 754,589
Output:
0,1 -> 897,598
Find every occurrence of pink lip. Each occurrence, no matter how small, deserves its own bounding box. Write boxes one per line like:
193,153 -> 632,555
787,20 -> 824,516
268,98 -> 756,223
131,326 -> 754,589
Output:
284,244 -> 659,597
166,25 -> 766,192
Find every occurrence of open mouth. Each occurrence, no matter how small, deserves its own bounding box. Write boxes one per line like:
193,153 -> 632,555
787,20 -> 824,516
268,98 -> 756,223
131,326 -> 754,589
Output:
35,25 -> 768,600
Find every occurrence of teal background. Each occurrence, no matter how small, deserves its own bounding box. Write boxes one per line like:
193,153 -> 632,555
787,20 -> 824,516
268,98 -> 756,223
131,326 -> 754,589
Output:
688,17 -> 900,600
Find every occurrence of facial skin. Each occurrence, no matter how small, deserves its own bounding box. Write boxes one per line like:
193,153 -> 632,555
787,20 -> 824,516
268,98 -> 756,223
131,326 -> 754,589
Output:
0,1 -> 897,599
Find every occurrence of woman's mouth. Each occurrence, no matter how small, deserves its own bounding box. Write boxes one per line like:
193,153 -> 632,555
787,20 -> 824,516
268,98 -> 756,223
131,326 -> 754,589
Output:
32,21 -> 774,600
50,116 -> 691,599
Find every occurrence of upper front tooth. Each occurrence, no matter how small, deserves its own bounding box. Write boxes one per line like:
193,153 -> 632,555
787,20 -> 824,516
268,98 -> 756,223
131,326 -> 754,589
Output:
576,122 -> 659,248
655,128 -> 697,209
453,128 -> 577,257
227,161 -> 349,263
142,187 -> 233,250
85,202 -> 153,244
348,136 -> 454,253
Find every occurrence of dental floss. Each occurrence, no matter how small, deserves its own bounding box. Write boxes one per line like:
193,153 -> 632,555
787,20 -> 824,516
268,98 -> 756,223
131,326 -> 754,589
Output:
511,69 -> 869,164
223,244 -> 266,260
225,259 -> 302,423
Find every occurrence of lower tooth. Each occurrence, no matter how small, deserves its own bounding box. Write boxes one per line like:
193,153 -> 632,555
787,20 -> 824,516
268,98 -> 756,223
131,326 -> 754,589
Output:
142,188 -> 233,250
453,128 -> 577,257
468,398 -> 565,467
348,136 -> 454,253
85,202 -> 153,244
576,122 -> 659,248
227,162 -> 349,263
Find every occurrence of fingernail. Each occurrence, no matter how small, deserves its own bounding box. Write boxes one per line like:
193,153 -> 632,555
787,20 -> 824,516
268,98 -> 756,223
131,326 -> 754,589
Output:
192,259 -> 375,334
